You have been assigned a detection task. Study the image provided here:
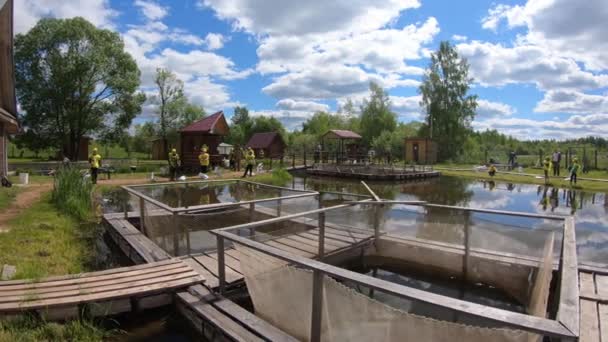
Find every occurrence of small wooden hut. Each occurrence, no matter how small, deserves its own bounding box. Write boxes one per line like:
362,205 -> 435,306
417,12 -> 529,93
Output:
180,111 -> 229,169
246,132 -> 286,158
0,0 -> 19,176
321,130 -> 362,162
404,138 -> 437,164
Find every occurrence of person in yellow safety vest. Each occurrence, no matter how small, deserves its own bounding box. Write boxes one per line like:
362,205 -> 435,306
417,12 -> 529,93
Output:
543,156 -> 552,184
89,148 -> 102,184
242,147 -> 255,178
569,157 -> 580,185
198,146 -> 210,174
168,148 -> 180,181
488,164 -> 497,177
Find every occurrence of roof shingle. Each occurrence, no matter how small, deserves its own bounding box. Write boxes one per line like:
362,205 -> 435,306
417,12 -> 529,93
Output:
180,111 -> 224,133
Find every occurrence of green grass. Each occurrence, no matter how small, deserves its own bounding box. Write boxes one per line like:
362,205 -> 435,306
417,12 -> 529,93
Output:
251,168 -> 293,186
0,315 -> 114,342
0,193 -> 97,279
439,167 -> 608,192
0,187 -> 20,211
52,168 -> 94,221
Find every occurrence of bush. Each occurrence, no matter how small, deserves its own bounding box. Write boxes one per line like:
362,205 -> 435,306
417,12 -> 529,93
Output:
253,168 -> 293,186
52,167 -> 93,220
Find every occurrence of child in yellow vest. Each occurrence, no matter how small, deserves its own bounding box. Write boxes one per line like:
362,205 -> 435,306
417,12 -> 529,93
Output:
198,146 -> 210,176
89,148 -> 102,184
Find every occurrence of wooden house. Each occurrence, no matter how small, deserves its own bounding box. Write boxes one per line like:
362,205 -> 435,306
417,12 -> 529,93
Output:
180,111 -> 229,169
246,132 -> 286,158
404,138 -> 437,164
0,0 -> 19,176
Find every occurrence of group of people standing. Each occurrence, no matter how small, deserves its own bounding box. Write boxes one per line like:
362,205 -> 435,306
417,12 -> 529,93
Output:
166,146 -> 258,181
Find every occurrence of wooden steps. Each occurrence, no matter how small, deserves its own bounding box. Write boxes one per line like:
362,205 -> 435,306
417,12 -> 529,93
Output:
176,284 -> 297,342
580,271 -> 608,341
0,259 -> 204,319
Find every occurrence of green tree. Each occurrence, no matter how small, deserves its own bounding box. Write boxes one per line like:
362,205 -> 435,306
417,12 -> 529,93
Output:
153,68 -> 185,156
302,111 -> 348,138
419,41 -> 478,161
132,121 -> 157,154
227,106 -> 253,146
360,83 -> 397,146
249,116 -> 286,138
14,17 -> 145,159
166,97 -> 206,127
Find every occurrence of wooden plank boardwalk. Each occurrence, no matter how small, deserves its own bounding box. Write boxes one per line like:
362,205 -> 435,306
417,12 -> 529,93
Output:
0,259 -> 204,319
579,270 -> 608,342
181,226 -> 374,289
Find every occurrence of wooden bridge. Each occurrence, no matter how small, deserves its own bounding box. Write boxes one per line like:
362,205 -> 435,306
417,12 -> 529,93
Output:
0,259 -> 204,320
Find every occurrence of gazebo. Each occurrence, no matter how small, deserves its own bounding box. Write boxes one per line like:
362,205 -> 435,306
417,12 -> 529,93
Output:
179,111 -> 230,170
321,130 -> 362,163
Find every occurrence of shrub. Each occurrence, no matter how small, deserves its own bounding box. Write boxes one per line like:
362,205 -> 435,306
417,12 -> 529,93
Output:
52,167 -> 93,220
253,168 -> 293,186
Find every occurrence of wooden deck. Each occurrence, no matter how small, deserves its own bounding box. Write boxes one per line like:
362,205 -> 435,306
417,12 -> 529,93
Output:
579,270 -> 608,341
307,165 -> 441,181
181,226 -> 374,289
0,259 -> 204,320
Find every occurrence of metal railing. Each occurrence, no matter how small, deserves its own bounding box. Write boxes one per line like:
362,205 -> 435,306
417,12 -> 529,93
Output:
210,199 -> 579,341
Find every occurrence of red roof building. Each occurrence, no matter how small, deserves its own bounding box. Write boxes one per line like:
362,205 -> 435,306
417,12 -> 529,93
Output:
246,132 -> 286,158
180,111 -> 230,169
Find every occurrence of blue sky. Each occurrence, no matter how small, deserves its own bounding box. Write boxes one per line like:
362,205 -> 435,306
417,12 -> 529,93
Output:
14,0 -> 608,139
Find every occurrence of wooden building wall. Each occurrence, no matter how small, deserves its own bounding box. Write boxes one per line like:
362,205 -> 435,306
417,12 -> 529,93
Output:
404,138 -> 437,164
0,123 -> 5,176
180,134 -> 223,168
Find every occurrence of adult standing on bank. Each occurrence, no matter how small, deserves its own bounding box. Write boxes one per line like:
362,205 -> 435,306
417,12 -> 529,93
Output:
89,148 -> 102,184
242,147 -> 255,178
168,148 -> 180,181
552,150 -> 561,176
198,145 -> 210,177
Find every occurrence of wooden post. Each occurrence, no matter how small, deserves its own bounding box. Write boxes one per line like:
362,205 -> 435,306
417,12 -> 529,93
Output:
310,270 -> 324,342
217,236 -> 226,295
292,153 -> 296,169
123,198 -> 128,220
139,197 -> 146,235
277,197 -> 282,217
304,150 -> 307,167
369,267 -> 378,299
463,216 -> 471,282
249,202 -> 255,236
318,212 -> 325,259
173,212 -> 179,256
373,205 -> 382,240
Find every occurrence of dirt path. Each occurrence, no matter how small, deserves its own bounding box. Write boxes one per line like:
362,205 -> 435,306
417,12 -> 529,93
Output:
0,183 -> 53,232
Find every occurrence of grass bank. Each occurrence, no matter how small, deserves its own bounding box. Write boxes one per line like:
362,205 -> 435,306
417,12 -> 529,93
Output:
0,187 -> 20,211
439,168 -> 608,192
0,316 -> 112,342
250,168 -> 293,186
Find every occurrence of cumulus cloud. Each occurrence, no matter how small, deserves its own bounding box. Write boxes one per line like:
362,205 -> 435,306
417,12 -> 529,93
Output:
457,41 -> 608,91
14,0 -> 117,34
476,99 -> 516,118
482,0 -> 608,71
200,0 -> 421,36
452,34 -> 468,41
276,99 -> 329,112
134,0 -> 168,21
535,90 -> 608,114
390,95 -> 424,120
204,33 -> 228,50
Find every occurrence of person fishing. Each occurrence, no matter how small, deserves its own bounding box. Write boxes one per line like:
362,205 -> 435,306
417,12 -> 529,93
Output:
88,148 -> 102,184
543,156 -> 552,184
168,148 -> 180,181
242,147 -> 255,178
552,150 -> 561,176
198,145 -> 210,177
569,157 -> 580,185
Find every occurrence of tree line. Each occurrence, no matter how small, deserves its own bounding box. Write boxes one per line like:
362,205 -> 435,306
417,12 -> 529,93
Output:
11,17 -> 606,164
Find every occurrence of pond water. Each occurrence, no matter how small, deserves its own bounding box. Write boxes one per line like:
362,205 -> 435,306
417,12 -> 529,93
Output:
289,174 -> 608,265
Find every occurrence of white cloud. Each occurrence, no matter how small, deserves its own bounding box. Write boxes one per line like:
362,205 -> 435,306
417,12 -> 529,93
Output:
452,34 -> 468,42
482,0 -> 608,71
476,99 -> 516,118
457,41 -> 608,91
390,95 -> 424,120
14,0 -> 117,34
185,77 -> 234,111
535,90 -> 608,114
200,0 -> 421,36
134,0 -> 168,21
276,99 -> 329,112
204,33 -> 228,50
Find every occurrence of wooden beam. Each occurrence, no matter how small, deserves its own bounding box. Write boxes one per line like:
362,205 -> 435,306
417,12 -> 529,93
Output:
556,217 -> 579,337
360,181 -> 380,202
212,230 -> 575,338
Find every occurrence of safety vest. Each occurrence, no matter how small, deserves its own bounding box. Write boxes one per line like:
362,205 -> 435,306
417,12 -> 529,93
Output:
543,160 -> 551,172
168,152 -> 180,167
89,154 -> 101,169
246,151 -> 255,165
570,162 -> 580,173
199,152 -> 210,166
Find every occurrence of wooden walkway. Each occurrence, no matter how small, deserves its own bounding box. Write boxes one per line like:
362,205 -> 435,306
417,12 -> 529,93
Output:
579,270 -> 608,341
0,259 -> 204,319
182,226 -> 374,289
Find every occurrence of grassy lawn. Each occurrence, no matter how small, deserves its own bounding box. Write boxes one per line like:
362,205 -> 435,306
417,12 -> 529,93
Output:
437,164 -> 608,192
0,187 -> 20,211
0,193 -> 97,280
